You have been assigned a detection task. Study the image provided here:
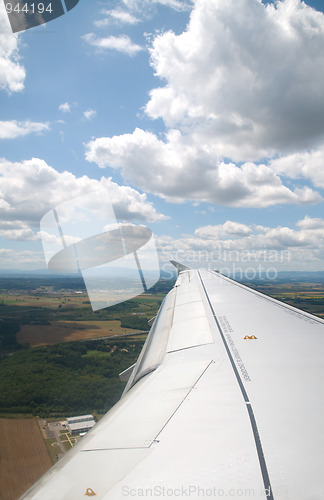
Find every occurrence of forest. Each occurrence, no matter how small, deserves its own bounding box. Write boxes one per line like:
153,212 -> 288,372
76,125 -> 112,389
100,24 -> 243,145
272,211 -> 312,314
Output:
0,339 -> 144,417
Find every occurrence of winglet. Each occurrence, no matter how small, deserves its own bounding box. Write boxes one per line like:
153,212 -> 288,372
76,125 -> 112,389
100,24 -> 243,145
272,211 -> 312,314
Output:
170,260 -> 191,275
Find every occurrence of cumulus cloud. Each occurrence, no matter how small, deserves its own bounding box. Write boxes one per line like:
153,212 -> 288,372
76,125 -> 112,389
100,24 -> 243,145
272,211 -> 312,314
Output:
0,158 -> 167,241
155,0 -> 191,9
0,3 -> 25,92
0,228 -> 37,241
270,145 -> 324,188
94,9 -> 140,27
86,128 -> 322,207
92,0 -> 191,42
195,221 -> 253,240
83,109 -> 97,120
146,0 -> 324,157
0,120 -> 50,139
82,33 -> 143,56
157,217 -> 324,271
122,0 -> 192,12
85,0 -> 324,208
0,248 -> 45,270
296,215 -> 324,230
59,102 -> 71,113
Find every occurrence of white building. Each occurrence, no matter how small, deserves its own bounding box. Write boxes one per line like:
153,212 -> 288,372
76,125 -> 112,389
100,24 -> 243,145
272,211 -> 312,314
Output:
67,415 -> 96,435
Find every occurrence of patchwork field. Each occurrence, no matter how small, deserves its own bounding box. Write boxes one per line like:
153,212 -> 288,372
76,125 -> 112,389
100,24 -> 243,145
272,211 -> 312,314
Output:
0,280 -> 166,349
0,419 -> 52,500
17,320 -> 141,347
250,282 -> 324,319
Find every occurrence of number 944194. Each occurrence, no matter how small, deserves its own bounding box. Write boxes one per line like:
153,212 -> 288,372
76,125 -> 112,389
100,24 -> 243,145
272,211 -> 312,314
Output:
5,3 -> 53,14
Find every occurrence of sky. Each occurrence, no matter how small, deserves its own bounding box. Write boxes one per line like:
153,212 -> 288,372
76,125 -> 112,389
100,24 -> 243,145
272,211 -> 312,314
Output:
1,0 -> 324,279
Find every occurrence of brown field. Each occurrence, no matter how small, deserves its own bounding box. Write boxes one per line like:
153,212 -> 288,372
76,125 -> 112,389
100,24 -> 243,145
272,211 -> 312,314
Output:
0,419 -> 52,500
17,320 -> 141,347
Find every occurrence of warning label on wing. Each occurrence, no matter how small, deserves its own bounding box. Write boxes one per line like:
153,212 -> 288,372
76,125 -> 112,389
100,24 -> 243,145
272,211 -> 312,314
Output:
218,315 -> 251,382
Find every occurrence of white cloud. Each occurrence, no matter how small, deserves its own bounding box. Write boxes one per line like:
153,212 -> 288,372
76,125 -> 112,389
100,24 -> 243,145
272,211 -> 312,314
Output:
0,157 -> 168,242
83,109 -> 97,120
155,0 -> 191,10
0,3 -> 26,92
85,0 -> 324,208
270,146 -> 324,188
122,0 -> 192,13
0,248 -> 45,270
82,33 -> 143,56
296,215 -> 324,230
94,0 -> 191,29
59,102 -> 71,113
146,0 -> 324,158
95,9 -> 140,27
0,228 -> 37,241
86,128 -> 322,207
0,120 -> 50,139
195,221 -> 253,240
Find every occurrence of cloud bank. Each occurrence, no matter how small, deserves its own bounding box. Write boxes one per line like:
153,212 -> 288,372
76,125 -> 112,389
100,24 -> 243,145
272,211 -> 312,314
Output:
158,216 -> 324,272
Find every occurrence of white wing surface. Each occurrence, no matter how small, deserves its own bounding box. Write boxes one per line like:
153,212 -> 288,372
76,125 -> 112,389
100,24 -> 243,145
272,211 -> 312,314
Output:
20,267 -> 324,500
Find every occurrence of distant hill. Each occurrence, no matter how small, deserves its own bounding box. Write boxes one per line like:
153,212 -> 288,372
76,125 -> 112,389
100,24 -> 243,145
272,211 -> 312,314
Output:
0,268 -> 173,279
237,270 -> 324,283
0,268 -> 65,278
0,268 -> 323,282
275,271 -> 324,283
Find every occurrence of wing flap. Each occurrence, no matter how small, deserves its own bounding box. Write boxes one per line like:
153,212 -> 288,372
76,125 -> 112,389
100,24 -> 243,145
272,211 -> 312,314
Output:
167,269 -> 215,352
82,359 -> 212,450
118,363 -> 136,382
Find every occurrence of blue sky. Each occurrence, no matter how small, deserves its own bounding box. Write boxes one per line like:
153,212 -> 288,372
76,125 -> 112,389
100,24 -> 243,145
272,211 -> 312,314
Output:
1,0 -> 324,277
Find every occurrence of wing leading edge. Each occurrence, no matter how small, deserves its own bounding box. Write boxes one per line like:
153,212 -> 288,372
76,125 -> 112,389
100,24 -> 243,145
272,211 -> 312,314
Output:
19,267 -> 324,500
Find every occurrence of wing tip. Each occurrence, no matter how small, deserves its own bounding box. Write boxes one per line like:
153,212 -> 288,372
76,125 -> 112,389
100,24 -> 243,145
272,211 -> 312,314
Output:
170,260 -> 191,275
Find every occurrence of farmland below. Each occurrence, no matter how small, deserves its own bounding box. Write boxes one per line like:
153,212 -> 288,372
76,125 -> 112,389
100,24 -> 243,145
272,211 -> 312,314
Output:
0,274 -> 324,417
247,280 -> 324,319
0,276 -> 173,416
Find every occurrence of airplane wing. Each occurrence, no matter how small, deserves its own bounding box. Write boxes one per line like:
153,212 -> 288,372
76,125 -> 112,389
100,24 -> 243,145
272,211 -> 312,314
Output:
20,266 -> 324,500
